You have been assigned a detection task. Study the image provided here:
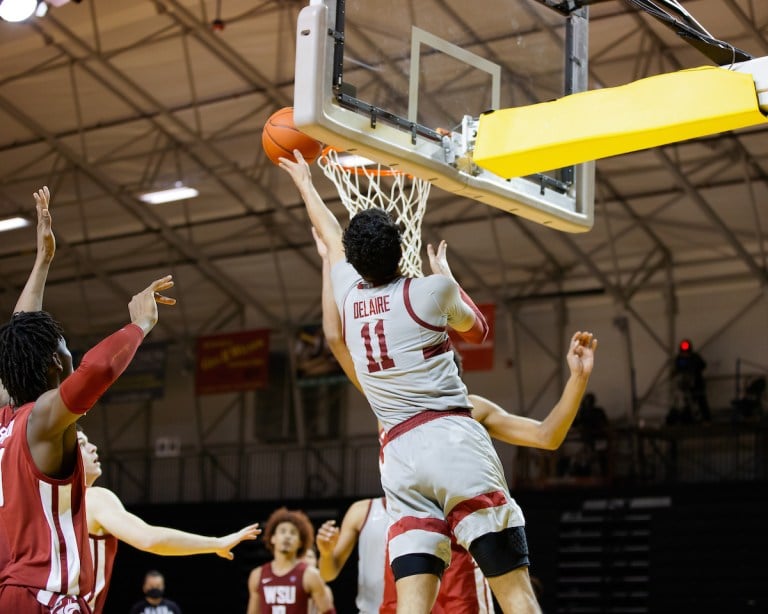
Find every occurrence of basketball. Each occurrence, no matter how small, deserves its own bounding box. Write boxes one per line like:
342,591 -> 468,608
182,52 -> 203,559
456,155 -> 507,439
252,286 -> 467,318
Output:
262,107 -> 323,165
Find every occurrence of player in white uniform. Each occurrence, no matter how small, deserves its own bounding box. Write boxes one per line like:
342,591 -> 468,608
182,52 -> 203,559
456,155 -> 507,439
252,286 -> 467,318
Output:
311,230 -> 597,614
280,152 -> 538,613
316,497 -> 387,613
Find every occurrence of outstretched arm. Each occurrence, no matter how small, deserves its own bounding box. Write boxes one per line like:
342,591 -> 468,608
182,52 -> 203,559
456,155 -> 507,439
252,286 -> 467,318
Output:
312,228 -> 362,393
27,276 -> 176,476
279,151 -> 345,265
428,240 -> 488,343
472,331 -> 598,449
15,187 -> 55,313
316,498 -> 370,582
87,486 -> 260,558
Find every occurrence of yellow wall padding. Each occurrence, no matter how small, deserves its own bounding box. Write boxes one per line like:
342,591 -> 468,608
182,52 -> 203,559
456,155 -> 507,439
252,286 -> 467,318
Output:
474,66 -> 767,178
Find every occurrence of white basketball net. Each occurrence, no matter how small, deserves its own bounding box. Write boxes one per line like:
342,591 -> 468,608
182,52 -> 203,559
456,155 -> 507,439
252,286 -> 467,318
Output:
317,148 -> 431,278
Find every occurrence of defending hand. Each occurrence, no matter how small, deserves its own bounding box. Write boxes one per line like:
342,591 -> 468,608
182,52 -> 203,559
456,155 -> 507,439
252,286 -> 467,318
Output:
427,240 -> 455,280
128,275 -> 176,337
566,331 -> 598,378
316,519 -> 339,557
33,186 -> 55,264
215,523 -> 261,560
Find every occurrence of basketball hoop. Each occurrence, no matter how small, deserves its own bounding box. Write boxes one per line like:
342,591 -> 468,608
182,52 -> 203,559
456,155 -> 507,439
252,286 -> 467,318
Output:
317,147 -> 431,278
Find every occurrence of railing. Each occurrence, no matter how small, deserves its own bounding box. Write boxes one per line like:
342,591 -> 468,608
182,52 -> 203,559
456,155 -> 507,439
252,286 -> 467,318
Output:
100,436 -> 383,506
100,420 -> 768,505
514,420 -> 768,488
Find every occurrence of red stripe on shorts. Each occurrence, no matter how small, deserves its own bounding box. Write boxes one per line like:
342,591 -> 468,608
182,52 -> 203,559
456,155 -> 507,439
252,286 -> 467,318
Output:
446,490 -> 509,530
388,516 -> 451,541
381,409 -> 472,448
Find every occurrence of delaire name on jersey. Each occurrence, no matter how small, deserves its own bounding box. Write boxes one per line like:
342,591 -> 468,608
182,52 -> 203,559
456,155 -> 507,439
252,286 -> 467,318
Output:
353,296 -> 390,319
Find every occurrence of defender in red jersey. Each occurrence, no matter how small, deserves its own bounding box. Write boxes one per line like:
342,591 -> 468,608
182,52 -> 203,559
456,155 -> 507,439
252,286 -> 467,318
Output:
76,430 -> 260,613
0,187 -> 176,612
247,507 -> 335,614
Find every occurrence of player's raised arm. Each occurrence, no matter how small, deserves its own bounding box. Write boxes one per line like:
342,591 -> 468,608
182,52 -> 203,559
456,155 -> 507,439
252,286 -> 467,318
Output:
427,240 -> 488,344
279,150 -> 345,265
473,331 -> 597,449
26,276 -> 175,475
14,186 -> 55,313
312,227 -> 362,393
316,498 -> 370,582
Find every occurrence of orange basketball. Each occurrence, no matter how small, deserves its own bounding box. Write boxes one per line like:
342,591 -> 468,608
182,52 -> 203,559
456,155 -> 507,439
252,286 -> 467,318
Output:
262,107 -> 323,165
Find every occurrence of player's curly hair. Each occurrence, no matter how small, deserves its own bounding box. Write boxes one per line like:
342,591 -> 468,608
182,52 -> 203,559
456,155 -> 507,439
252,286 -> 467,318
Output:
263,507 -> 315,556
342,208 -> 402,285
0,311 -> 64,407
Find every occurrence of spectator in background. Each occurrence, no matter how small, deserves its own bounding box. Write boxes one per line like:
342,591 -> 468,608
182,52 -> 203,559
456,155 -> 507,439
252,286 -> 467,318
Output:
128,570 -> 181,614
671,339 -> 711,423
574,393 -> 610,477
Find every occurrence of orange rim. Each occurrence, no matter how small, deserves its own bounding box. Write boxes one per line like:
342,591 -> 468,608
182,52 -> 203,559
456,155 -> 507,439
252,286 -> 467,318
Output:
319,146 -> 410,177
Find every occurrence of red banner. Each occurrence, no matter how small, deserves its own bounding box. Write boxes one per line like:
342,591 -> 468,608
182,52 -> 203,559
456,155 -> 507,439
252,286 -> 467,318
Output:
195,330 -> 270,395
449,303 -> 495,372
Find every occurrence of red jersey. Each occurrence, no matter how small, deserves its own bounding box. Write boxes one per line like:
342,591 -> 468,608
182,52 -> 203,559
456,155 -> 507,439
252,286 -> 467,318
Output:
258,561 -> 310,613
84,533 -> 118,614
0,403 -> 94,609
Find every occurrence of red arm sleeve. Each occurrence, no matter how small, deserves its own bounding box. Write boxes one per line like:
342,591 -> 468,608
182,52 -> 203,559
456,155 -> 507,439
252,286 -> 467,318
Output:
455,287 -> 489,344
59,324 -> 144,414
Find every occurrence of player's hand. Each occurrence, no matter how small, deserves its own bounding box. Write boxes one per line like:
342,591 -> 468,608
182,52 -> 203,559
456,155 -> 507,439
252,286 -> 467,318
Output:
312,227 -> 329,260
427,240 -> 455,280
33,186 -> 55,264
214,523 -> 261,560
128,275 -> 175,337
566,331 -> 597,378
316,520 -> 339,556
278,149 -> 313,190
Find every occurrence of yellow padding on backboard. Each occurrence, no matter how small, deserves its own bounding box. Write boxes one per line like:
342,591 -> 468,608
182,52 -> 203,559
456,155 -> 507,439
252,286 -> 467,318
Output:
474,66 -> 767,179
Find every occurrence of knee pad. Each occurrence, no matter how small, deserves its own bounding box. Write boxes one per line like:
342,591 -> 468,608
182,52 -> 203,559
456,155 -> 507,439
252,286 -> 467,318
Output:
469,526 -> 530,577
391,553 -> 445,581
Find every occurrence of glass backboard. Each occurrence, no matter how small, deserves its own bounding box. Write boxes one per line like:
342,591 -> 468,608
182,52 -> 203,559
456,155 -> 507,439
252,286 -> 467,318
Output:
294,0 -> 594,232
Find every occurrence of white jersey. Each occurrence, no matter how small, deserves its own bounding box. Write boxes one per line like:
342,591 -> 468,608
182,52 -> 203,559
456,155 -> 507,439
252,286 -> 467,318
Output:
356,497 -> 388,613
331,262 -> 473,430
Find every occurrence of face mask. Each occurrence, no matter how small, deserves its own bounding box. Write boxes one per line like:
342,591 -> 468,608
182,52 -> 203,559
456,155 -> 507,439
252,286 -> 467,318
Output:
145,588 -> 164,599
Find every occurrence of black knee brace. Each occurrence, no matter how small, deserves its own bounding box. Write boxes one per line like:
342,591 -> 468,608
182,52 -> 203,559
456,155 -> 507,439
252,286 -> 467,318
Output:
469,526 -> 530,577
391,553 -> 446,581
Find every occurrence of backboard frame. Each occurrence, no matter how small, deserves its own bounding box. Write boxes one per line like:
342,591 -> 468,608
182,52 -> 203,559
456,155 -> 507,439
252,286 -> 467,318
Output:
294,0 -> 595,232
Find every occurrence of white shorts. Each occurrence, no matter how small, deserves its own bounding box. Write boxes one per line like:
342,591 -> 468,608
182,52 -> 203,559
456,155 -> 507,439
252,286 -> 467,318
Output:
380,411 -> 525,566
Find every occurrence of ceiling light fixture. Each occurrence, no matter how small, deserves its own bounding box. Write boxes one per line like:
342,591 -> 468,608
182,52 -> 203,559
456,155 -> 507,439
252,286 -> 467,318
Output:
0,216 -> 31,233
138,185 -> 199,205
0,0 -> 38,22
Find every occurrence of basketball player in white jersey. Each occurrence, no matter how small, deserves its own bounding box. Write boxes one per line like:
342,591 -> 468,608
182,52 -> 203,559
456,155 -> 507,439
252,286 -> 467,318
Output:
316,497 -> 388,613
313,229 -> 597,613
280,152 -> 552,613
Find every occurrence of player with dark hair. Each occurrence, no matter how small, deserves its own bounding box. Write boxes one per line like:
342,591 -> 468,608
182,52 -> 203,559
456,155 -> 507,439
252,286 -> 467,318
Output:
76,428 -> 260,613
284,163 -> 597,612
341,208 -> 403,284
280,152 -> 535,613
0,224 -> 175,614
247,507 -> 335,614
